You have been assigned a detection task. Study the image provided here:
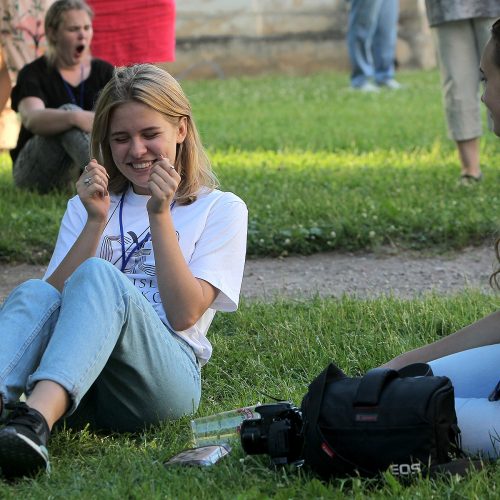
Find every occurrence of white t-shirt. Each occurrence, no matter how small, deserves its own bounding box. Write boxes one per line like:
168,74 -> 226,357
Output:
44,186 -> 248,366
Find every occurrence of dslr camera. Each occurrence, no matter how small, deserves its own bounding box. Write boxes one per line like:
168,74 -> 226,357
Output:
240,402 -> 304,465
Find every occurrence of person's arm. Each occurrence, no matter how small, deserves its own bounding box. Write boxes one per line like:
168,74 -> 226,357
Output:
150,210 -> 218,331
382,310 -> 500,369
147,157 -> 218,332
0,50 -> 11,113
18,96 -> 94,135
46,159 -> 110,291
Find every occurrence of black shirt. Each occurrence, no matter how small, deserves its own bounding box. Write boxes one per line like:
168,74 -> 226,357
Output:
10,56 -> 114,162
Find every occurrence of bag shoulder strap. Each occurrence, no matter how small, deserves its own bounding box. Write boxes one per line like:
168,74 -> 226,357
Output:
354,363 -> 434,406
429,458 -> 484,477
354,368 -> 399,406
303,363 -> 373,476
304,363 -> 346,428
398,362 -> 433,377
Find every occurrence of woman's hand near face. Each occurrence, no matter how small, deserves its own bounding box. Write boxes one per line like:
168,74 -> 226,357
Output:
47,159 -> 110,291
145,153 -> 218,331
77,158 -> 110,221
146,155 -> 180,214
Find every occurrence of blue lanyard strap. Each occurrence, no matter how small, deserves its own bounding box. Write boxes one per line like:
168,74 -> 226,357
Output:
61,65 -> 85,108
118,191 -> 175,273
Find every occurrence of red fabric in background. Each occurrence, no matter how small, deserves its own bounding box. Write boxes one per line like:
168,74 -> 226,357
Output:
88,0 -> 176,66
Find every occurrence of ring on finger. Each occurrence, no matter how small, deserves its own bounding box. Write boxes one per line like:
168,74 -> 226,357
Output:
84,176 -> 93,186
84,165 -> 89,172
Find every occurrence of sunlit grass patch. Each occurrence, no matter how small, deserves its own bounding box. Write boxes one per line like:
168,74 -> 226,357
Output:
215,146 -> 500,256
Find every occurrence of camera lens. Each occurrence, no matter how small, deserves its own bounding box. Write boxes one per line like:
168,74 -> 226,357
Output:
240,419 -> 268,455
240,402 -> 304,466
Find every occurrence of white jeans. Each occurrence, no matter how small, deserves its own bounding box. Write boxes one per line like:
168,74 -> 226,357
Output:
429,344 -> 500,458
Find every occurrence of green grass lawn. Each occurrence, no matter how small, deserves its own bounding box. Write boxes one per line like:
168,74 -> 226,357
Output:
182,69 -> 459,153
1,69 -> 499,495
1,69 -> 500,262
1,293 -> 499,496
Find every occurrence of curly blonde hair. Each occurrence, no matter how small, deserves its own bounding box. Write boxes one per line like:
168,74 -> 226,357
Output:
91,64 -> 218,204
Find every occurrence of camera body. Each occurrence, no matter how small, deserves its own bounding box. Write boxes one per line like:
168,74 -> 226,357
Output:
240,402 -> 304,465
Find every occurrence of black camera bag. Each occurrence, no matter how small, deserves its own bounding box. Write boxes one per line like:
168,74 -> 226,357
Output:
300,362 -> 464,478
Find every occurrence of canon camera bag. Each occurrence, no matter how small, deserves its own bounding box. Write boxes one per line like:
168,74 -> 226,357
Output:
300,362 -> 464,478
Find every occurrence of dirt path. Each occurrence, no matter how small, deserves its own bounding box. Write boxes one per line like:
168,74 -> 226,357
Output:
241,245 -> 496,300
0,245 -> 496,303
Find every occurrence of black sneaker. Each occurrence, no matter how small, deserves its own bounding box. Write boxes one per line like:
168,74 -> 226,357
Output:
0,402 -> 51,480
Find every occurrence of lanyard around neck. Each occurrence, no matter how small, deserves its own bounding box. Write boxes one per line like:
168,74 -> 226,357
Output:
118,190 -> 175,273
61,64 -> 85,108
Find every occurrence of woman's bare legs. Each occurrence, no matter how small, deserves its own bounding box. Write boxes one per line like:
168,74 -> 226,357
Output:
457,137 -> 482,179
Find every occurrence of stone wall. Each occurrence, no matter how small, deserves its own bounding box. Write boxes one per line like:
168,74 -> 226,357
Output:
165,0 -> 436,79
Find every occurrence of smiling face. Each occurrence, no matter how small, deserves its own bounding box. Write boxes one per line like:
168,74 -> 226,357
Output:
109,101 -> 187,194
52,8 -> 93,67
480,37 -> 500,136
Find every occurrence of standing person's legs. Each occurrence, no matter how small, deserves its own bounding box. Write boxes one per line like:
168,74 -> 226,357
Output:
456,138 -> 481,180
432,20 -> 488,179
347,0 -> 384,88
473,17 -> 497,133
27,258 -> 201,432
429,344 -> 500,457
457,18 -> 497,182
372,0 -> 399,86
13,104 -> 90,193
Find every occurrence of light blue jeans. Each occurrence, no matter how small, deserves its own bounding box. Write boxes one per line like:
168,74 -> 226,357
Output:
346,0 -> 399,87
0,258 -> 201,432
429,344 -> 500,458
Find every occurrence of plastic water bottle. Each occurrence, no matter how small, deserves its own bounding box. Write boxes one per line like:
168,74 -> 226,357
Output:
190,405 -> 261,447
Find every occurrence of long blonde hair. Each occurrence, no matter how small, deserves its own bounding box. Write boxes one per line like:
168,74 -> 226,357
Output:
44,0 -> 94,65
91,64 -> 218,204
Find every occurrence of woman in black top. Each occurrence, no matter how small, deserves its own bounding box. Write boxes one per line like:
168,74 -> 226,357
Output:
10,0 -> 113,193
